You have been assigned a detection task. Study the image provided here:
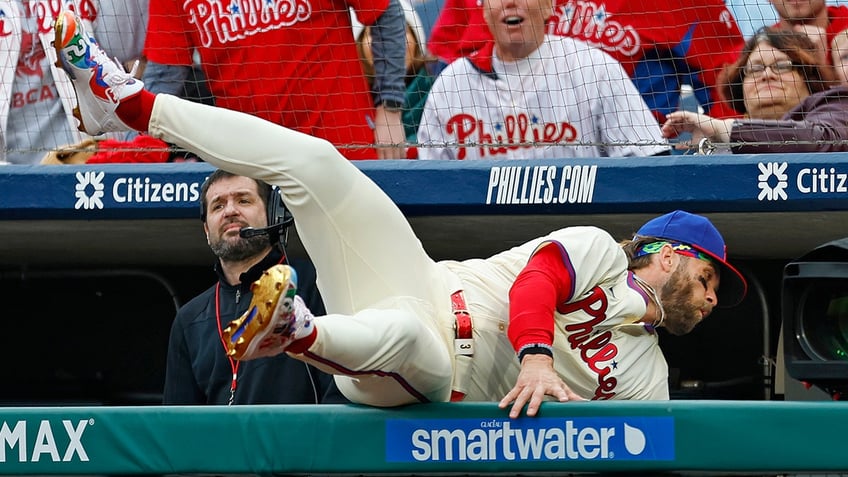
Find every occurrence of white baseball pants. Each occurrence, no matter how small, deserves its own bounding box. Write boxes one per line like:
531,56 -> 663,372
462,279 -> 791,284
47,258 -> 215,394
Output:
149,94 -> 456,405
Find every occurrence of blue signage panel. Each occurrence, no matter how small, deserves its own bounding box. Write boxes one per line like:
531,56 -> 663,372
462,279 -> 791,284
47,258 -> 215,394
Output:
3,154 -> 848,219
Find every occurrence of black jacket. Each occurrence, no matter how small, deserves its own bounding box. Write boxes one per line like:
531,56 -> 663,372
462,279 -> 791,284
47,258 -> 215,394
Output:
163,249 -> 347,404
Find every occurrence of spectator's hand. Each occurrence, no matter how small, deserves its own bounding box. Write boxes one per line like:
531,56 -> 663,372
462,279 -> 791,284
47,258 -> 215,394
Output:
373,105 -> 406,159
498,354 -> 585,418
662,111 -> 733,147
792,24 -> 828,65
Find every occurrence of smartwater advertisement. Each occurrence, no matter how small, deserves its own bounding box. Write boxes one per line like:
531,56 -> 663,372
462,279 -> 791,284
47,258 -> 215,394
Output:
385,416 -> 675,463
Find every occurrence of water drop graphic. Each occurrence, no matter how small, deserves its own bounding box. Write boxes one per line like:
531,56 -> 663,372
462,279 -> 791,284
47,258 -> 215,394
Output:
623,423 -> 646,455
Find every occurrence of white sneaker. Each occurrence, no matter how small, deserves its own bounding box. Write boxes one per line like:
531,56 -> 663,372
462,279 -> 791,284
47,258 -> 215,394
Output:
53,10 -> 143,135
222,265 -> 315,360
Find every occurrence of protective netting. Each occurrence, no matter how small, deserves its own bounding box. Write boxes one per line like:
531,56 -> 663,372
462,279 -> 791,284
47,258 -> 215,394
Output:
5,0 -> 848,163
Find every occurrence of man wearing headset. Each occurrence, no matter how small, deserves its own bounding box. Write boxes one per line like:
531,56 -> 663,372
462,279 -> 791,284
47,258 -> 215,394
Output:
163,169 -> 347,405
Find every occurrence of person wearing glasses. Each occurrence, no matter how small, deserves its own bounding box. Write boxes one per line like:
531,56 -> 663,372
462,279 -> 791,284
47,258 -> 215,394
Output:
661,26 -> 848,154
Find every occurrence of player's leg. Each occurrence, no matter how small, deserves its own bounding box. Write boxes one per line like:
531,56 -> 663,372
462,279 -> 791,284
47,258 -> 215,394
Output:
227,266 -> 453,404
150,95 -> 450,314
53,10 -> 445,314
54,10 -> 455,405
307,300 -> 454,405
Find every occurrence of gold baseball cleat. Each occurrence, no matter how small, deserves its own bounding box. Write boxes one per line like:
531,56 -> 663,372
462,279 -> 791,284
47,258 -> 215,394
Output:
222,264 -> 298,360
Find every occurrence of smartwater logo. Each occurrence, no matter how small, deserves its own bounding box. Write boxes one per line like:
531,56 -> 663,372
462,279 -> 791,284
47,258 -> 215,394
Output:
73,172 -> 202,210
385,417 -> 674,462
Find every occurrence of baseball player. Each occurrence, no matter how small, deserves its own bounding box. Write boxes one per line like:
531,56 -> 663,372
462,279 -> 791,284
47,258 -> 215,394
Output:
416,0 -> 670,160
54,9 -> 747,417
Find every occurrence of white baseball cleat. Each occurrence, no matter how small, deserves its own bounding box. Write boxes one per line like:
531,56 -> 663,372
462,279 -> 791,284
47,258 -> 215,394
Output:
53,10 -> 143,135
222,265 -> 315,360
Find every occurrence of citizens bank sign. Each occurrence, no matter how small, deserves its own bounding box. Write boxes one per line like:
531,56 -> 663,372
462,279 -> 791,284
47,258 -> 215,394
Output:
73,171 -> 203,210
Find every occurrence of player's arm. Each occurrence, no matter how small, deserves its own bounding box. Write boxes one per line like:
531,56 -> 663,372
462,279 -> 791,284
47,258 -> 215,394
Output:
368,0 -> 407,159
499,243 -> 586,418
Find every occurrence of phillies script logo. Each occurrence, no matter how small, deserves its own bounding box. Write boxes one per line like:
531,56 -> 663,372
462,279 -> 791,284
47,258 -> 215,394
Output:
447,113 -> 577,159
186,0 -> 312,48
559,287 -> 618,399
33,0 -> 97,34
548,0 -> 640,58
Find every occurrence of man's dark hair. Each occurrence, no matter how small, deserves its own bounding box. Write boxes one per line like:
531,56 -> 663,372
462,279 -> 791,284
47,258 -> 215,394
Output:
199,169 -> 272,222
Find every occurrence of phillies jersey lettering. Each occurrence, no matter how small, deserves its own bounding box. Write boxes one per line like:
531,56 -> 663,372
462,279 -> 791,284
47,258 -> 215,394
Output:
548,0 -> 745,119
144,0 -> 388,159
560,287 -> 619,400
186,0 -> 312,48
447,113 -> 578,160
33,0 -> 96,34
426,0 -> 745,122
549,0 -> 640,57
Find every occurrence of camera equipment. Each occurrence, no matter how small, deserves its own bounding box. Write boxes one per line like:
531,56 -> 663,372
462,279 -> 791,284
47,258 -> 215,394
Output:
782,238 -> 848,399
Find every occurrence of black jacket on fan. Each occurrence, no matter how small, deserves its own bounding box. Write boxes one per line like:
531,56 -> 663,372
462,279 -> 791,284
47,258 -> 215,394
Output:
163,249 -> 347,404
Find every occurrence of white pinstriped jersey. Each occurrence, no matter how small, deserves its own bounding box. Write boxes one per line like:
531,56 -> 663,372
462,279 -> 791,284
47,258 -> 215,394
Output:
417,35 -> 670,160
442,226 -> 669,401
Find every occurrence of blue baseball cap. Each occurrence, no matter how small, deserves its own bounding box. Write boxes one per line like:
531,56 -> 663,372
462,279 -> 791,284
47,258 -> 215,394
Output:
636,210 -> 747,307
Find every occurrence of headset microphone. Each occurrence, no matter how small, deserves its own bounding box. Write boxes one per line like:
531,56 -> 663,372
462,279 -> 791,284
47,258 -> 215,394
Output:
238,227 -> 261,238
238,222 -> 290,240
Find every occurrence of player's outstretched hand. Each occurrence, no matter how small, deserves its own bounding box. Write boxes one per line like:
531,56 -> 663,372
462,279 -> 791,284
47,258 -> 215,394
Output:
498,354 -> 586,418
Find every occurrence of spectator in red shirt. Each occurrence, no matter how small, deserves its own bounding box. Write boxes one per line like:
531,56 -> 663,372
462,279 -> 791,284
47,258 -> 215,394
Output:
142,0 -> 408,160
769,0 -> 848,65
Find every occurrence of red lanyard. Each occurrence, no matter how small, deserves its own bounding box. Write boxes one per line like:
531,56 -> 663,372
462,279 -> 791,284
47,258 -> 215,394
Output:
215,283 -> 240,405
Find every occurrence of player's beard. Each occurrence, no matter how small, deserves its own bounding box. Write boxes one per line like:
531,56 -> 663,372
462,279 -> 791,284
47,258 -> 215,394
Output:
658,264 -> 703,336
209,233 -> 269,262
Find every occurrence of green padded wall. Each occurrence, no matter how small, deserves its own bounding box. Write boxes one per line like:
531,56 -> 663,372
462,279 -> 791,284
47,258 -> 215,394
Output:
1,401 -> 846,475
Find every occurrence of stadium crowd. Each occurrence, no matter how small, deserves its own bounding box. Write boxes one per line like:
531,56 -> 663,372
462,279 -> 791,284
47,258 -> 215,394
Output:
6,0 -> 848,164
